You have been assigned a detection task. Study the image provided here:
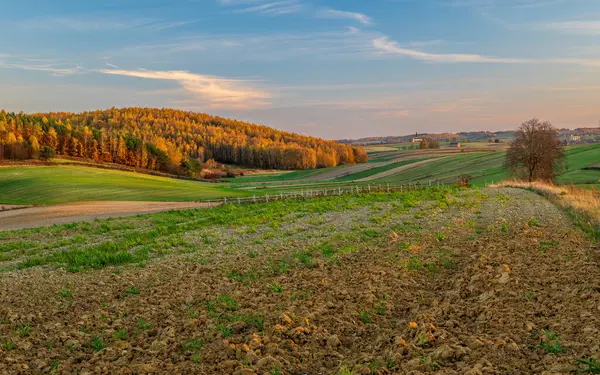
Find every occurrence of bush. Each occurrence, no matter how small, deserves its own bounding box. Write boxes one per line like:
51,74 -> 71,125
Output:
39,146 -> 56,160
202,170 -> 221,180
456,175 -> 471,187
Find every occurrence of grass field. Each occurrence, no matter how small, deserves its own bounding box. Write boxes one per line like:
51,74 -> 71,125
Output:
0,166 -> 245,205
363,143 -> 600,187
1,186 -> 599,373
229,168 -> 333,184
333,158 -> 430,182
1,143 -> 598,205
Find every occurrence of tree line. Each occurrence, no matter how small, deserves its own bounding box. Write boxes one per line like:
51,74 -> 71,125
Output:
0,108 -> 368,173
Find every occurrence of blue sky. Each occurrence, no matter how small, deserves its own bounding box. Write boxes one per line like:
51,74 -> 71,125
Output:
1,0 -> 600,138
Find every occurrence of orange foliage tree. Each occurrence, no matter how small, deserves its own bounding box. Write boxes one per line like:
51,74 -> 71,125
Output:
0,108 -> 368,172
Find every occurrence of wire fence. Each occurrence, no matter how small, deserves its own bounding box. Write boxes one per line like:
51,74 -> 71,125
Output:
202,181 -> 450,207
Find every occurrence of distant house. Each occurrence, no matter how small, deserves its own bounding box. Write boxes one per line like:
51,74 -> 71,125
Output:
570,135 -> 581,142
449,142 -> 461,148
412,132 -> 424,143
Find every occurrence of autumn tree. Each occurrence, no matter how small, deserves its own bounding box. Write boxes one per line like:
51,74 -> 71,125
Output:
0,107 -> 368,172
506,119 -> 564,182
29,135 -> 40,159
419,138 -> 440,149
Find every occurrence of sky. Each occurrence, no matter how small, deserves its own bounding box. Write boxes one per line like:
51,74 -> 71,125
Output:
1,0 -> 600,139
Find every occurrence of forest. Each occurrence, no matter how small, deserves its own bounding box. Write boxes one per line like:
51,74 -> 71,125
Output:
0,108 -> 368,173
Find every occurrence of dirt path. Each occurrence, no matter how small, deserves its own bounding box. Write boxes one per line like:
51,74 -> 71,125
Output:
356,157 -> 443,182
0,205 -> 32,212
0,201 -> 214,231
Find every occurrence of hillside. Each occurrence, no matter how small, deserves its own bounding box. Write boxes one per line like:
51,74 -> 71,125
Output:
0,165 -> 245,205
0,108 -> 368,173
1,187 -> 599,373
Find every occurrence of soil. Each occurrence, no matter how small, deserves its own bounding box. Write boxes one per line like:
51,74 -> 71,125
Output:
0,205 -> 32,213
0,188 -> 599,374
0,202 -> 215,231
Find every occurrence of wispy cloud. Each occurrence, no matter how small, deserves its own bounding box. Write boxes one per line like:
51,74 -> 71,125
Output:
537,21 -> 600,35
218,0 -> 304,15
373,36 -> 600,66
440,0 -> 570,9
98,68 -> 271,109
0,59 -> 82,76
372,37 -> 526,63
20,16 -> 191,32
317,8 -> 372,25
110,29 -> 382,62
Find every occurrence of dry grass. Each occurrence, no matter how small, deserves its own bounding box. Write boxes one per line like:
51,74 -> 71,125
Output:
493,180 -> 600,235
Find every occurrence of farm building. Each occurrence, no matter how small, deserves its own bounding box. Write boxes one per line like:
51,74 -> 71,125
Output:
449,142 -> 461,148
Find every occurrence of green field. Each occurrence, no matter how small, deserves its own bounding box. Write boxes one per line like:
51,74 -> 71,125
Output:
358,143 -> 600,187
229,168 -> 332,184
0,166 -> 245,205
333,158 -> 430,182
1,143 -> 599,205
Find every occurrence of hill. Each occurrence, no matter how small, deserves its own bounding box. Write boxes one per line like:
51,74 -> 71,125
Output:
227,143 -> 600,189
0,165 -> 244,205
341,128 -> 600,146
0,108 -> 368,174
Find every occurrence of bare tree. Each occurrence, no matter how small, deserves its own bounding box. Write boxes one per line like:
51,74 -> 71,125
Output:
506,119 -> 565,182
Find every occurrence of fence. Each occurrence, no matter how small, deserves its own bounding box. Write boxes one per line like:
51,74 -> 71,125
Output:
202,181 -> 448,207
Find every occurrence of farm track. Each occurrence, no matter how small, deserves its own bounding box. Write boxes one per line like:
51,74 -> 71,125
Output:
0,201 -> 214,231
0,188 -> 599,374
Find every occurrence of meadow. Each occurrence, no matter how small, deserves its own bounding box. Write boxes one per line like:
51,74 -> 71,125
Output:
0,143 -> 598,209
0,166 -> 245,205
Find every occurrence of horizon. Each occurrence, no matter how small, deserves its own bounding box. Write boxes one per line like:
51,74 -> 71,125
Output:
2,0 -> 600,138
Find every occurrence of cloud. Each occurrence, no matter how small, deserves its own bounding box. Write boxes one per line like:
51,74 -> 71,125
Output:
0,60 -> 82,76
318,8 -> 372,25
373,36 -> 600,66
218,0 -> 304,15
440,0 -> 569,9
110,29 -> 381,62
20,16 -> 191,32
98,68 -> 271,109
538,21 -> 600,35
372,37 -> 526,63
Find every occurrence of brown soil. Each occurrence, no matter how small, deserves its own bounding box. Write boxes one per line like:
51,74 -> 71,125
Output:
0,202 -> 215,231
0,188 -> 599,374
0,205 -> 32,213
